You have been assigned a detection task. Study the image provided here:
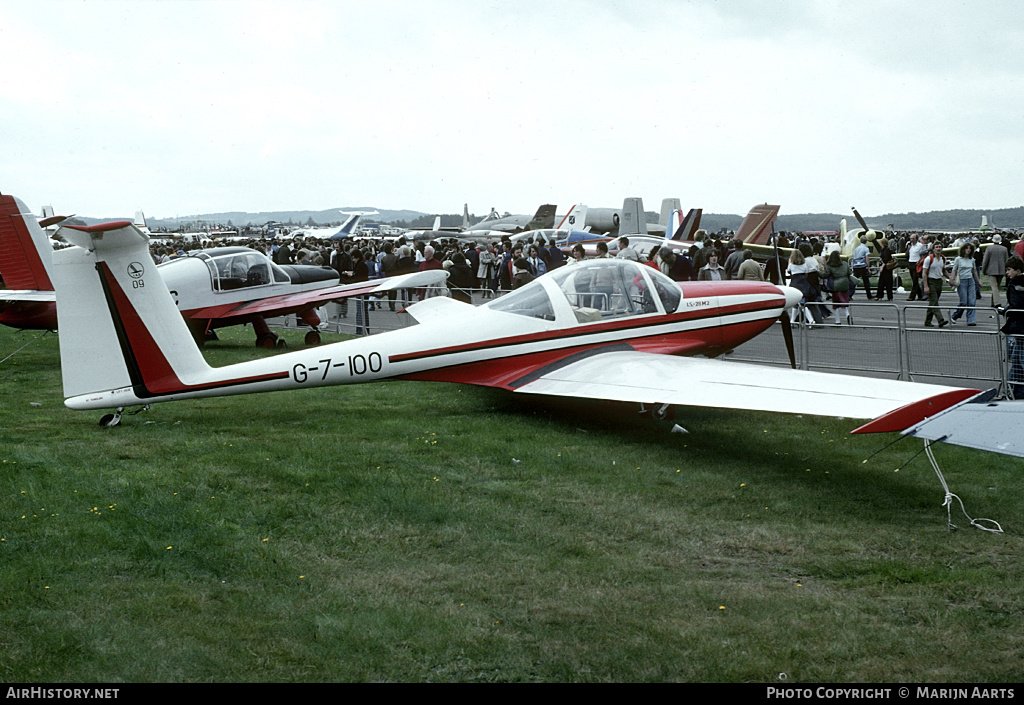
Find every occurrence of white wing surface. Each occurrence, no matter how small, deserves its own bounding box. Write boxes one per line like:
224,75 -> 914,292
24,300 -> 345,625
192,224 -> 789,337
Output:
514,351 -> 974,422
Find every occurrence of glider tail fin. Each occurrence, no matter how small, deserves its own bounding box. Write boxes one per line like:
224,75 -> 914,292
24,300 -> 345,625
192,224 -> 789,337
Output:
0,193 -> 55,291
52,221 -> 212,403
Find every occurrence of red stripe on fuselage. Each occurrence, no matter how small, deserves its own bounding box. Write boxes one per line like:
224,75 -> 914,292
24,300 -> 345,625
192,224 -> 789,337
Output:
395,332 -> 709,388
393,308 -> 781,389
0,301 -> 58,330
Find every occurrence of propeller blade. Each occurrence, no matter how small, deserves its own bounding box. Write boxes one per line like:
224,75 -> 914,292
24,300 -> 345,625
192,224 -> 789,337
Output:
852,207 -> 870,233
780,309 -> 796,369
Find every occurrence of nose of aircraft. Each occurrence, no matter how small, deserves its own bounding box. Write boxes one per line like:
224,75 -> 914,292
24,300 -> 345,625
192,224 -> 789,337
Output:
779,285 -> 803,309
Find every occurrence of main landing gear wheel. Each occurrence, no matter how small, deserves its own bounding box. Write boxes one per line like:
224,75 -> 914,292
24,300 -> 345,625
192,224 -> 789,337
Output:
257,333 -> 278,350
304,331 -> 321,346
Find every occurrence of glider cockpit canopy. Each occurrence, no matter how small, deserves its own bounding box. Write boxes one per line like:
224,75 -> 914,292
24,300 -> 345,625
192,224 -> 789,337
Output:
486,258 -> 681,323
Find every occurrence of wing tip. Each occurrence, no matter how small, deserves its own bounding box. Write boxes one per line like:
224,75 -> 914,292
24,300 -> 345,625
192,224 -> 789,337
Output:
851,387 -> 981,435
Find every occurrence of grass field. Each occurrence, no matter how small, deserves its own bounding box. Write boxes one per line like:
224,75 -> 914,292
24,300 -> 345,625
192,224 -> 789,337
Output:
1,324 -> 1022,682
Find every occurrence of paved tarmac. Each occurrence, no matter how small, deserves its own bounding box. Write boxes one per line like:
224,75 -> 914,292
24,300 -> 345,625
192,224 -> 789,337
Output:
725,285 -> 1008,392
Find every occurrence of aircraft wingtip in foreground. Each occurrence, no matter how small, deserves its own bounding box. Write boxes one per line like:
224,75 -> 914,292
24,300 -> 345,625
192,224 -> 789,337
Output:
46,217 -> 980,448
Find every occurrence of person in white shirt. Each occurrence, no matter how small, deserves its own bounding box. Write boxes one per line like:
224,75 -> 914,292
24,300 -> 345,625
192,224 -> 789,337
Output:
907,233 -> 928,301
921,241 -> 949,327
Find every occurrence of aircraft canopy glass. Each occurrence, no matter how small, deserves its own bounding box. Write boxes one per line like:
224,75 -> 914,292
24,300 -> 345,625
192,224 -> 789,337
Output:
485,280 -> 556,321
547,259 -> 680,321
192,248 -> 290,291
485,259 -> 681,323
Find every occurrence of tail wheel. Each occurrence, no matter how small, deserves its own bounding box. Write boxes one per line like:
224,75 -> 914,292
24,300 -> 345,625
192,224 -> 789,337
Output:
99,413 -> 121,428
304,331 -> 322,346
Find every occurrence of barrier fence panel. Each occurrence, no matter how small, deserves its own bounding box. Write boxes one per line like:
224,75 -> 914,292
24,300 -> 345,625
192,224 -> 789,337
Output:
903,304 -> 1005,388
725,302 -> 903,377
1008,332 -> 1024,399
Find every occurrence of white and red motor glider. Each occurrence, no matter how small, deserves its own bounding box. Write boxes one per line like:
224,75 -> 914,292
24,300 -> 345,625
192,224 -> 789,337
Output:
48,218 -> 977,432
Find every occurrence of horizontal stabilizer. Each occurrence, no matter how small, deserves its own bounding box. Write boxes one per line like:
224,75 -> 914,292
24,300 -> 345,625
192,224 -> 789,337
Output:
403,294 -> 471,324
0,290 -> 55,302
895,390 -> 1024,457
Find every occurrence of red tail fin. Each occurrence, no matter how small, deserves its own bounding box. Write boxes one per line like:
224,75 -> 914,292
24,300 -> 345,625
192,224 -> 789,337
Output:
735,204 -> 780,245
0,193 -> 54,290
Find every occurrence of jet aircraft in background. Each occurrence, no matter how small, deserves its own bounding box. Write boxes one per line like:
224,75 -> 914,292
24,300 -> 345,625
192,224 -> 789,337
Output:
288,210 -> 379,240
402,205 -> 474,241
459,204 -> 558,240
565,202 -> 776,262
538,203 -> 702,258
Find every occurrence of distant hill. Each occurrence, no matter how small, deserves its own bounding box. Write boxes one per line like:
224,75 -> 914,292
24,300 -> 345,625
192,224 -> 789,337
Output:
145,207 -> 425,230
75,205 -> 1024,233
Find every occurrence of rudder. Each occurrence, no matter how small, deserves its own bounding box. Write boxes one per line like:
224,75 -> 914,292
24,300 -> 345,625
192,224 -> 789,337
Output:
0,193 -> 55,290
53,221 -> 212,401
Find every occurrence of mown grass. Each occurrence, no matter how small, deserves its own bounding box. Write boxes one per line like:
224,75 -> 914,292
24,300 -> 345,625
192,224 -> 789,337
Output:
1,324 -> 1022,682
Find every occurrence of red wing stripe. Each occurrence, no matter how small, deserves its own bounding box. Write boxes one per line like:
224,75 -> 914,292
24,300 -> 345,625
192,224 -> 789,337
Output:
850,388 -> 981,434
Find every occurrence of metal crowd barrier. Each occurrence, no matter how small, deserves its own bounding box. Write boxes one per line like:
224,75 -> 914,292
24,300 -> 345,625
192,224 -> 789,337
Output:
725,301 -> 1014,395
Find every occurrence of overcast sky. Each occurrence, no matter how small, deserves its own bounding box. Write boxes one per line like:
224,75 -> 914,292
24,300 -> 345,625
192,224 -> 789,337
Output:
2,0 -> 1022,220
